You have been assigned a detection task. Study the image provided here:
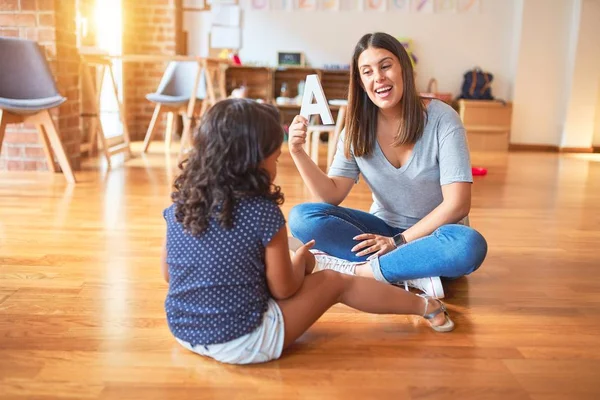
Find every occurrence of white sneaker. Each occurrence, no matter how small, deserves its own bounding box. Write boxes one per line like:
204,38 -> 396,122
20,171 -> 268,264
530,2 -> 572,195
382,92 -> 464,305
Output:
402,277 -> 445,299
312,251 -> 363,275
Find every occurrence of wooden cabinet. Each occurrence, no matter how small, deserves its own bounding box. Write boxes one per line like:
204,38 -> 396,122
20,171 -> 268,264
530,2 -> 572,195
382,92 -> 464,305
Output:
225,66 -> 349,124
458,100 -> 513,151
321,70 -> 349,100
274,67 -> 320,99
225,66 -> 273,103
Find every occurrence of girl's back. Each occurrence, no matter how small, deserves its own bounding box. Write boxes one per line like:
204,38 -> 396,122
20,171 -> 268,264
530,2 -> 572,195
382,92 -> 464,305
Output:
163,99 -> 286,348
164,196 -> 285,346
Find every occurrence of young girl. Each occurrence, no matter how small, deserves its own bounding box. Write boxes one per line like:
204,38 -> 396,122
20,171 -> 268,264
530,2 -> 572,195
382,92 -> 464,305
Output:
161,98 -> 454,365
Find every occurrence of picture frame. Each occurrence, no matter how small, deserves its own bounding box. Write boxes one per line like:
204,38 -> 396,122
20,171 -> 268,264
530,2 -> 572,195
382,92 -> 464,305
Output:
277,51 -> 305,67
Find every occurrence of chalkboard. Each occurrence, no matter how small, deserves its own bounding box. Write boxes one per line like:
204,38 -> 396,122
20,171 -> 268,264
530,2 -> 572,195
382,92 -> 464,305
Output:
277,52 -> 304,67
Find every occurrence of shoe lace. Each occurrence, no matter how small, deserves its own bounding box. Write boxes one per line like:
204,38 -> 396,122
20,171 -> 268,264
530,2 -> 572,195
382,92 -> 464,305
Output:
316,255 -> 355,274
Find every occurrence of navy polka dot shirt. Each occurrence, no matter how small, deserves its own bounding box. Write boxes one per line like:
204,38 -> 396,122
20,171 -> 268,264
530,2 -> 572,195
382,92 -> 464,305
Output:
163,197 -> 286,346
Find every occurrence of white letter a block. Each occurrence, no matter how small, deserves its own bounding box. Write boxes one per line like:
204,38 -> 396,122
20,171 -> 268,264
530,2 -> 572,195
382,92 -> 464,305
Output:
300,74 -> 334,125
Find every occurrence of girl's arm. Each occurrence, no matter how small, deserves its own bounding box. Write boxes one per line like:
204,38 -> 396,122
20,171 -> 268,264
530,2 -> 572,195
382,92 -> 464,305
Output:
161,237 -> 170,283
288,115 -> 354,205
265,226 -> 315,300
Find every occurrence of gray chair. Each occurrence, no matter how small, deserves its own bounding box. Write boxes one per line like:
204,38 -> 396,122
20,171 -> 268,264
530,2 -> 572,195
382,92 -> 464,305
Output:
0,37 -> 75,183
141,61 -> 206,153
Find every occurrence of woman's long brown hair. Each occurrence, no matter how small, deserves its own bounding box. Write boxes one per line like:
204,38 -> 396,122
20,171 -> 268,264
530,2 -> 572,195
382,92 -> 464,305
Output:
345,32 -> 426,158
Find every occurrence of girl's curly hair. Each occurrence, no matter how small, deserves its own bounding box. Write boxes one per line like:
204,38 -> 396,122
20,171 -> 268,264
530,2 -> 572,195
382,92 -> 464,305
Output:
172,99 -> 284,236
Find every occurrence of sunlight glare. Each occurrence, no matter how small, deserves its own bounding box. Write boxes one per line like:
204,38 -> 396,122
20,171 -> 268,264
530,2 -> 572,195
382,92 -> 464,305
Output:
95,0 -> 122,53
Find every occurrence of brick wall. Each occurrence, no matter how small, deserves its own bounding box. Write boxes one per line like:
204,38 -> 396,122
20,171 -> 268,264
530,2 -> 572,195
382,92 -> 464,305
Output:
122,0 -> 177,141
0,0 -> 89,171
1,0 -> 179,171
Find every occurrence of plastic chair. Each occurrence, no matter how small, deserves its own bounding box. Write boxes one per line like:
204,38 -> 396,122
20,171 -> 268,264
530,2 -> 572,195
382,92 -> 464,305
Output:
0,37 -> 75,183
141,61 -> 207,153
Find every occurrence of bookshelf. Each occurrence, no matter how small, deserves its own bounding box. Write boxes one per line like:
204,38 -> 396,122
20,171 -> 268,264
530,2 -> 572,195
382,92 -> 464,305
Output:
225,66 -> 349,124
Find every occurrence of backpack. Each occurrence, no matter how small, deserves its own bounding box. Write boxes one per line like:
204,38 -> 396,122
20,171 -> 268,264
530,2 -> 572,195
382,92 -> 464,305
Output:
459,68 -> 494,100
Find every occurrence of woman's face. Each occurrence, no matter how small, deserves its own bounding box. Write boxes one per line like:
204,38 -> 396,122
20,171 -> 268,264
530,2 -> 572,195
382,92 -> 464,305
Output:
357,47 -> 404,111
261,148 -> 281,182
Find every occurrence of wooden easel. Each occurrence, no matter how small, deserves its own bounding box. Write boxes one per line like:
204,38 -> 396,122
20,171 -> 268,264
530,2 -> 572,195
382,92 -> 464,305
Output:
177,58 -> 228,157
79,54 -> 133,168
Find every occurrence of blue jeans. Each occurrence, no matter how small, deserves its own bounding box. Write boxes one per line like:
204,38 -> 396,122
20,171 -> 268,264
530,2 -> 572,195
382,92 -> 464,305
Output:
288,203 -> 487,282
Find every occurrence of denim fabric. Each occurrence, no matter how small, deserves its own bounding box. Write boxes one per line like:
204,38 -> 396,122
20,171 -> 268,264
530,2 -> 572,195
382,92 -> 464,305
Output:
289,203 -> 487,281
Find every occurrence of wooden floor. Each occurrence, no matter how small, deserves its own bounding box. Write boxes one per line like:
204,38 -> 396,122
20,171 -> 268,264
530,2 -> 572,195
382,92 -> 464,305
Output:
1,143 -> 599,399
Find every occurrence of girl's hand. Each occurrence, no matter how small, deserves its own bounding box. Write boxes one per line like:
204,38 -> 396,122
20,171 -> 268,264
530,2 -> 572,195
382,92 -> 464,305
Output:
352,234 -> 396,259
295,239 -> 316,275
288,115 -> 309,155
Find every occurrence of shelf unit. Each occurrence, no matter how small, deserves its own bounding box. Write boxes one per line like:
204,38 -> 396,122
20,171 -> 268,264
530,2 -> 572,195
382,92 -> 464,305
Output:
225,66 -> 350,124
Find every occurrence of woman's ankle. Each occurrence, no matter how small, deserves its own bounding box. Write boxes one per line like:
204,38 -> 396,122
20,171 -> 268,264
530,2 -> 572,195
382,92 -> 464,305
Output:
423,297 -> 447,326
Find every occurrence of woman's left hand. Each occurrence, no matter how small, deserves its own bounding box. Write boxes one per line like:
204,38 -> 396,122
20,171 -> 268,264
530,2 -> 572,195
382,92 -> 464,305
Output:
352,234 -> 396,259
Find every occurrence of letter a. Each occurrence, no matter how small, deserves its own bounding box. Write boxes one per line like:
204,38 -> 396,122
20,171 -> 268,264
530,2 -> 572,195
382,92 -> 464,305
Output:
299,74 -> 334,125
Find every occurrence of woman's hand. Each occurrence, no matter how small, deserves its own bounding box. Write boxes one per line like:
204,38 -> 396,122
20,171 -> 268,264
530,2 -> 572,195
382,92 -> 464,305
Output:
352,233 -> 396,259
295,239 -> 316,275
288,115 -> 309,155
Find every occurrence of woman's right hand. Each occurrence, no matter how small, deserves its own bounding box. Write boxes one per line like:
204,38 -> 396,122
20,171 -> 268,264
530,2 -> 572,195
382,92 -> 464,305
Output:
288,115 -> 309,155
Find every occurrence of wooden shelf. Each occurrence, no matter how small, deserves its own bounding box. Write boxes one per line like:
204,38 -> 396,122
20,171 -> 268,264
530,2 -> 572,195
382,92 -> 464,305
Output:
224,66 -> 349,124
321,70 -> 349,100
274,68 -> 320,99
226,66 -> 273,103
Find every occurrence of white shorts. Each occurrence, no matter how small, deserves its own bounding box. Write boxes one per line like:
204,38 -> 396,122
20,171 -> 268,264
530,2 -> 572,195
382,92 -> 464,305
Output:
176,298 -> 285,365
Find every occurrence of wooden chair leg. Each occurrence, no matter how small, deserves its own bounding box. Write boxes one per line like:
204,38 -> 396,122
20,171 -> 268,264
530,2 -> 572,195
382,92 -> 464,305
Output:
107,63 -> 132,158
35,122 -> 57,173
0,110 -> 8,156
179,116 -> 191,158
311,129 -> 321,166
329,105 -> 346,168
199,99 -> 210,118
327,131 -> 337,170
303,129 -> 311,156
165,111 -> 175,152
142,104 -> 162,153
88,116 -> 99,156
39,110 -> 76,184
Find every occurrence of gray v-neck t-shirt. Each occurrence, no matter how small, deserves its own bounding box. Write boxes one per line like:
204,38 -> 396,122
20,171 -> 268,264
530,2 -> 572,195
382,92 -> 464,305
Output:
328,100 -> 472,230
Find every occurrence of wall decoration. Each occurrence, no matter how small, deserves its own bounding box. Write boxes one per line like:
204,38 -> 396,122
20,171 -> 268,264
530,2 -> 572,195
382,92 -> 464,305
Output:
270,0 -> 290,10
339,0 -> 357,11
320,0 -> 340,11
390,0 -> 409,12
251,0 -> 269,10
435,0 -> 456,13
411,0 -> 434,13
295,0 -> 317,10
457,0 -> 480,14
364,0 -> 386,12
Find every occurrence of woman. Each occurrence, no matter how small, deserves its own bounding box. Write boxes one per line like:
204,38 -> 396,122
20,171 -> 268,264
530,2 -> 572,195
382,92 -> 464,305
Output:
287,32 -> 487,298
